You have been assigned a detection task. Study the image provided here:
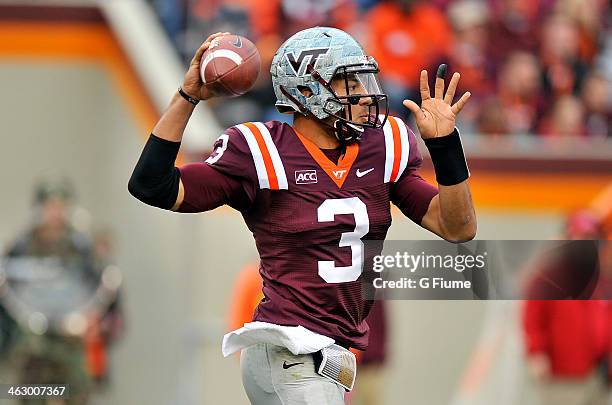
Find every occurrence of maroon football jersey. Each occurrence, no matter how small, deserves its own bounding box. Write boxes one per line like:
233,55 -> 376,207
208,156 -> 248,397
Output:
178,117 -> 437,349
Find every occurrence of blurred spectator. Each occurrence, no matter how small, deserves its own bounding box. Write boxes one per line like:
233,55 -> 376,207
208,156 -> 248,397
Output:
429,0 -> 454,10
488,0 -> 556,69
3,178 -> 94,405
0,305 -> 16,360
248,0 -> 358,42
539,14 -> 589,102
538,95 -> 586,137
597,32 -> 612,84
227,264 -> 263,333
475,97 -> 510,136
447,0 -> 495,131
152,0 -> 186,50
566,210 -> 606,240
365,0 -> 453,116
580,71 -> 611,138
554,0 -> 610,64
354,0 -> 380,13
447,0 -> 494,94
522,211 -> 609,405
248,0 -> 359,69
478,51 -> 543,135
85,228 -> 124,388
523,300 -> 609,405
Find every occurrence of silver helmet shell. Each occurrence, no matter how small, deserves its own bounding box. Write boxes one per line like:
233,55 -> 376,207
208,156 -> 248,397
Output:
271,27 -> 382,121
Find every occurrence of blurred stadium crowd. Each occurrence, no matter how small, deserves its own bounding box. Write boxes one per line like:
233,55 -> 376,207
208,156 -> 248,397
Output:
149,0 -> 611,138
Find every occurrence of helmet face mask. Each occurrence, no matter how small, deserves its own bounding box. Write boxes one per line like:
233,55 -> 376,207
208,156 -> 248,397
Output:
271,27 -> 389,142
321,64 -> 389,131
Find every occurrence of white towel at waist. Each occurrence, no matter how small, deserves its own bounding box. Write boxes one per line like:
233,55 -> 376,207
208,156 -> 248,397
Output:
222,321 -> 335,357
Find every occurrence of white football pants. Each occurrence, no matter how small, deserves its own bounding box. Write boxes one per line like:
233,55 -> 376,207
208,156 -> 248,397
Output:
240,343 -> 345,405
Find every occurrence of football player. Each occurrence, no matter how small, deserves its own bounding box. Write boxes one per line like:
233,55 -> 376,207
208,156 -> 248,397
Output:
129,27 -> 476,405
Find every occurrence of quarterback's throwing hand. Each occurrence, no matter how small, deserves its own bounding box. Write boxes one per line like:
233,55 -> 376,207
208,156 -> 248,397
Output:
181,31 -> 230,102
403,64 -> 471,139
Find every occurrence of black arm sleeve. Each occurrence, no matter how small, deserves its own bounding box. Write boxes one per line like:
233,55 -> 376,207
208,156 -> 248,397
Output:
128,134 -> 181,210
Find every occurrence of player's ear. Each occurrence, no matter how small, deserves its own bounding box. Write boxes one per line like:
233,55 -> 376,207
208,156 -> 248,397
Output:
298,85 -> 313,98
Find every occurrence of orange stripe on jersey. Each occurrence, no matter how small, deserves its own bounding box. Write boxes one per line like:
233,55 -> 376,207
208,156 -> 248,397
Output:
244,122 -> 280,190
293,127 -> 359,188
388,117 -> 402,182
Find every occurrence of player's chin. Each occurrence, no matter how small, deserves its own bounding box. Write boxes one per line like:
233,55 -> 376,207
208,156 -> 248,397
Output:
356,114 -> 370,124
360,114 -> 377,125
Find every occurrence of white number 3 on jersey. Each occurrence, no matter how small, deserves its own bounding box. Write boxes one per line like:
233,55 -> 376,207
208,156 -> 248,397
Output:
317,197 -> 370,283
205,134 -> 229,164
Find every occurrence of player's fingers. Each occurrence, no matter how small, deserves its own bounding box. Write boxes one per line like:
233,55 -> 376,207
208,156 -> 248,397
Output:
451,91 -> 472,115
419,70 -> 431,101
434,77 -> 444,99
434,64 -> 446,99
191,32 -> 230,65
403,99 -> 426,121
191,43 -> 208,65
444,72 -> 460,104
205,31 -> 230,43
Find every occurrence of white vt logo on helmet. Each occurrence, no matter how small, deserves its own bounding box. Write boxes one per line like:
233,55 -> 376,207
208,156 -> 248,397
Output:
285,48 -> 329,76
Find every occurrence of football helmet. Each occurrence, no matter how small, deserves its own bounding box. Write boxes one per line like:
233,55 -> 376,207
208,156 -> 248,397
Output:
271,27 -> 388,142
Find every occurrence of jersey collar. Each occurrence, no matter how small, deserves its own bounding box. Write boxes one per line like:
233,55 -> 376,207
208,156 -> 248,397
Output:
292,127 -> 358,188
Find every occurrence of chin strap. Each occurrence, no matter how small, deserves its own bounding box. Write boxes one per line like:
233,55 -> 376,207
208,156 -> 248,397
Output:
279,85 -> 363,144
333,120 -> 364,143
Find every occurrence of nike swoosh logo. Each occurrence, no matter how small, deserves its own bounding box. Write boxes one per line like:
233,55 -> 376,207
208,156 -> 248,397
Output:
356,168 -> 374,178
231,36 -> 243,48
282,361 -> 304,369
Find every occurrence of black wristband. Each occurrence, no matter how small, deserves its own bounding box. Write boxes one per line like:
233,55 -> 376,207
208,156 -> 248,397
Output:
423,129 -> 470,186
178,87 -> 199,105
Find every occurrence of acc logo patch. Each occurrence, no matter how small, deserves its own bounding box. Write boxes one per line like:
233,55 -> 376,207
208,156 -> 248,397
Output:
295,170 -> 318,184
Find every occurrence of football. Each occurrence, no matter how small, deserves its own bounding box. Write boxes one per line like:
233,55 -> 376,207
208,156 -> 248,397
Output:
200,34 -> 261,97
